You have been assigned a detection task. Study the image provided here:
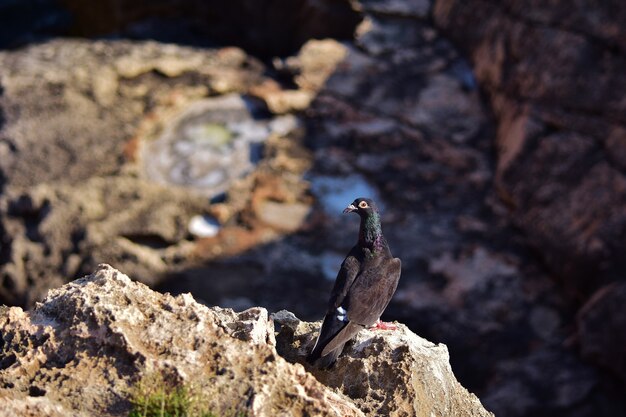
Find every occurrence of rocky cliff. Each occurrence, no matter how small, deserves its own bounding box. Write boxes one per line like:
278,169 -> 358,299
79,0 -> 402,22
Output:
1,1 -> 625,416
433,0 -> 626,404
434,0 -> 626,297
0,265 -> 492,417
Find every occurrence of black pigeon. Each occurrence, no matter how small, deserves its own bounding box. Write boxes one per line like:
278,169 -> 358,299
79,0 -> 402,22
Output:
307,197 -> 401,367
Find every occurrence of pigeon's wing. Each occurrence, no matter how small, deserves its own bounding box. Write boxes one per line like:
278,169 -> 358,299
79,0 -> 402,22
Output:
320,322 -> 363,357
327,249 -> 361,310
308,321 -> 363,368
378,257 -> 401,312
346,257 -> 401,327
307,310 -> 357,365
307,317 -> 364,367
309,257 -> 401,365
307,249 -> 362,365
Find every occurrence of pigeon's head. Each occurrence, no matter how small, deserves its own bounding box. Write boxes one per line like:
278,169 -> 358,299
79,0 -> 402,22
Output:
343,198 -> 378,217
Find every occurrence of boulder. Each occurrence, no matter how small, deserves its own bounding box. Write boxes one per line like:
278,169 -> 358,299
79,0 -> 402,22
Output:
0,265 -> 492,417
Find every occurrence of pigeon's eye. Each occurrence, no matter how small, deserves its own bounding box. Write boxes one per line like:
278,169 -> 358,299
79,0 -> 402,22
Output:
358,201 -> 369,209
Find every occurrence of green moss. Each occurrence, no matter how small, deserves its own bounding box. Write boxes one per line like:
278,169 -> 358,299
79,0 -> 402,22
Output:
186,123 -> 233,147
127,372 -> 241,417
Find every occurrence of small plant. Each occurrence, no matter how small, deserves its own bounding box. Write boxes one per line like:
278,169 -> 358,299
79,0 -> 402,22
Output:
127,372 -> 217,417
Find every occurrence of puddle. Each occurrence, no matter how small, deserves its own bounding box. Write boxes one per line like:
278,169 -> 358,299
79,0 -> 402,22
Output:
141,94 -> 299,197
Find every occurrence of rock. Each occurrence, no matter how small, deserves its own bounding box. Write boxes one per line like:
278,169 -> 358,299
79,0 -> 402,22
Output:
0,175 -> 208,306
0,395 -> 69,417
0,265 -> 364,417
429,248 -> 518,306
482,347 -> 600,417
256,87 -> 314,114
577,282 -> 626,383
253,39 -> 348,114
0,39 -> 265,190
0,38 -> 306,308
297,11 -> 617,417
0,265 -> 492,417
283,39 -> 349,92
433,0 -> 626,294
273,311 -> 493,417
255,201 -> 311,232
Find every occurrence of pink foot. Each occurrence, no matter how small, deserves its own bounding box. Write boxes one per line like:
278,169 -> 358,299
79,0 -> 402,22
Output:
369,319 -> 397,331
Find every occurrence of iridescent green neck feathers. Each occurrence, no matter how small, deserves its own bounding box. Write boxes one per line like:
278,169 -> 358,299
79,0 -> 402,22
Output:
359,211 -> 383,251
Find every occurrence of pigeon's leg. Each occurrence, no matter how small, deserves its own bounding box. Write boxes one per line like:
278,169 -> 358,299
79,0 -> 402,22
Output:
369,319 -> 397,331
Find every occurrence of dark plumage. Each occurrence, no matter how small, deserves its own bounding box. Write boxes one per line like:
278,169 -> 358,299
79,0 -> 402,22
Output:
307,197 -> 401,367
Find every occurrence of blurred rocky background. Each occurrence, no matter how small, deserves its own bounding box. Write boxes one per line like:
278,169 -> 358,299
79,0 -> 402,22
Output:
0,0 -> 625,416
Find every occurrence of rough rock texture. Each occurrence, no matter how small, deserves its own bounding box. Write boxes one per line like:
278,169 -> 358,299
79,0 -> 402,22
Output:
0,265 -> 364,417
0,176 -> 208,306
0,265 -> 491,417
0,39 -> 264,189
433,0 -> 626,297
432,4 -> 626,413
274,311 -> 492,417
290,11 -> 618,417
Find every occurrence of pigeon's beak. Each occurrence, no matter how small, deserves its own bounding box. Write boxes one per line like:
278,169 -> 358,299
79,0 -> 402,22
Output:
343,204 -> 357,214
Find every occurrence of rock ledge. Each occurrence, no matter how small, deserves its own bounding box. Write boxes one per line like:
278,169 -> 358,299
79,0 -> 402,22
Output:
0,265 -> 492,417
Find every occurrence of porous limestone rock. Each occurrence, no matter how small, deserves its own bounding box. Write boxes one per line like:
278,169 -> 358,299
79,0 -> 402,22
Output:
0,394 -> 69,417
0,265 -> 363,417
273,310 -> 493,417
0,265 -> 492,417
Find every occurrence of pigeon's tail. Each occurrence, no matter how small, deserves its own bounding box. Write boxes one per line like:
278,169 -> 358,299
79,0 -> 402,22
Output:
307,318 -> 363,368
307,343 -> 345,369
307,312 -> 348,366
306,342 -> 323,363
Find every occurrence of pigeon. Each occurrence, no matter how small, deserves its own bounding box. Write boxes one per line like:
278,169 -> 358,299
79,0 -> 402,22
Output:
307,197 -> 401,368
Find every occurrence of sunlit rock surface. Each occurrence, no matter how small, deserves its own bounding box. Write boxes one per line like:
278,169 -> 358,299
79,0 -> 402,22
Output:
0,265 -> 364,417
0,265 -> 491,417
274,311 -> 493,417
